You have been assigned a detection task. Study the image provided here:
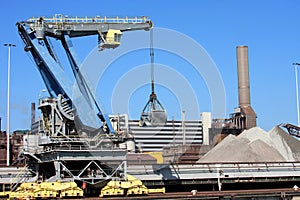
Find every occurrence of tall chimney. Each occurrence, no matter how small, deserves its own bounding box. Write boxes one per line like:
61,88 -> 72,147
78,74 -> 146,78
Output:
236,45 -> 256,129
31,103 -> 35,127
237,46 -> 251,107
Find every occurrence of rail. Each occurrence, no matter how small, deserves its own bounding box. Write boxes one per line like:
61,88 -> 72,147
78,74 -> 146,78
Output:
27,14 -> 150,24
9,164 -> 29,191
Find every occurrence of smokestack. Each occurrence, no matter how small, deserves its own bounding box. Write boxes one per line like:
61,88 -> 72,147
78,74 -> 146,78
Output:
236,45 -> 256,129
31,103 -> 35,127
237,46 -> 251,107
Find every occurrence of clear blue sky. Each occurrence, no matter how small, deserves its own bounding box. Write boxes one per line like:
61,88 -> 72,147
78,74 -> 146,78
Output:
0,0 -> 299,132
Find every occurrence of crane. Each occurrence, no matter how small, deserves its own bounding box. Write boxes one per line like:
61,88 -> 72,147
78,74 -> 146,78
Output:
17,14 -> 153,146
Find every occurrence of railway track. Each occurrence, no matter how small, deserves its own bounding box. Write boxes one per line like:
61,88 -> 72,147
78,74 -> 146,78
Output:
64,188 -> 300,200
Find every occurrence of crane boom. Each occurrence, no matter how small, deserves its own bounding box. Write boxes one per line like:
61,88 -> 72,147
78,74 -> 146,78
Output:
25,14 -> 152,38
17,14 -> 153,139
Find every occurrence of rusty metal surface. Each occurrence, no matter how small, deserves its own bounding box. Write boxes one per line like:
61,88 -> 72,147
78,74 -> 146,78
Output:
0,131 -> 25,166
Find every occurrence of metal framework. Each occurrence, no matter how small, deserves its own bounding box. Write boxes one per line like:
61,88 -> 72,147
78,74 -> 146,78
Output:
54,161 -> 127,185
16,14 -> 152,185
281,123 -> 300,138
17,13 -> 152,139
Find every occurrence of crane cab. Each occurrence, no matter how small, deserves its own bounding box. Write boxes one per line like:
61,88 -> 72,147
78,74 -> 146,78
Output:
100,29 -> 123,49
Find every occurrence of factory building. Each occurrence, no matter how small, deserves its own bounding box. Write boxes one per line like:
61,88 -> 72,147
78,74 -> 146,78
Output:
0,130 -> 29,167
127,119 -> 204,152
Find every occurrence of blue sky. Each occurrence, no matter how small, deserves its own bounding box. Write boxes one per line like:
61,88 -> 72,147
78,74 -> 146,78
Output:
0,0 -> 299,132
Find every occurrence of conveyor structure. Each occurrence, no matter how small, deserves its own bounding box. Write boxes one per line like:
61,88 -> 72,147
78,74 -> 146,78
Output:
281,123 -> 300,138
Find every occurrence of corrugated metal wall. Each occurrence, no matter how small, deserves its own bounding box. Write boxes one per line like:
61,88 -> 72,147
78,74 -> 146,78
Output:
126,120 -> 203,152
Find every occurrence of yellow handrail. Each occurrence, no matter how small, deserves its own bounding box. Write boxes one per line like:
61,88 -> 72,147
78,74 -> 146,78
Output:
10,164 -> 28,191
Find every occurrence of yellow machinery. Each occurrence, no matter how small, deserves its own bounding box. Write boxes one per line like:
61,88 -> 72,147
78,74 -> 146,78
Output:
0,181 -> 83,199
100,174 -> 165,197
9,182 -> 38,199
34,181 -> 83,198
99,29 -> 123,49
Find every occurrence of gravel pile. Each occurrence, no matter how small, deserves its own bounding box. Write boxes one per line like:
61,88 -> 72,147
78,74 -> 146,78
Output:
197,126 -> 300,162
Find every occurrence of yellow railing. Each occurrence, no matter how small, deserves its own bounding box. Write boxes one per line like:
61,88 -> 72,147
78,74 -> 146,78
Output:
10,164 -> 28,191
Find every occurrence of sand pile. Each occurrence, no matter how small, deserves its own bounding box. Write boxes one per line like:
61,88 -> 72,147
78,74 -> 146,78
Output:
197,126 -> 300,162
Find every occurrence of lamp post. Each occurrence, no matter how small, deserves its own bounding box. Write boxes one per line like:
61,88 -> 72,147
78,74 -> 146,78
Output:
4,43 -> 16,166
293,63 -> 300,127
